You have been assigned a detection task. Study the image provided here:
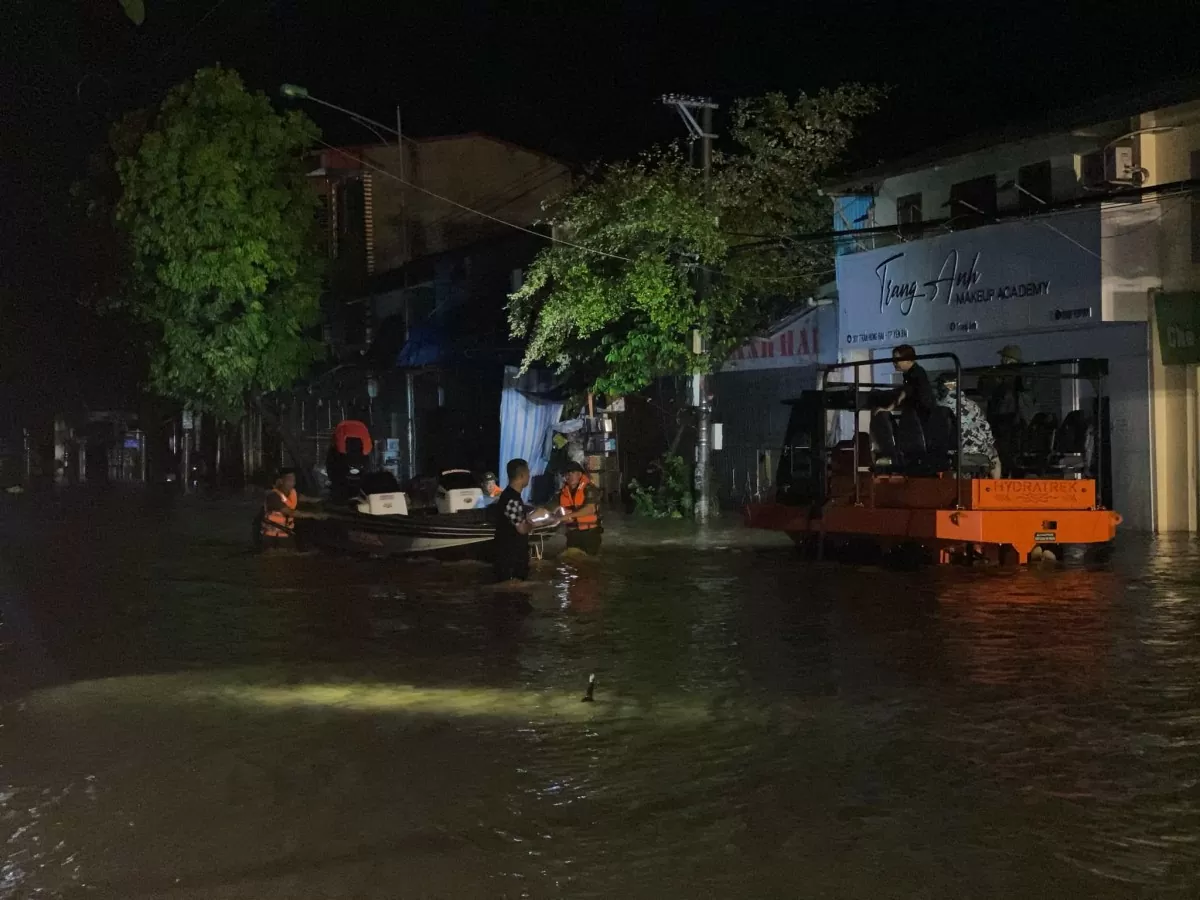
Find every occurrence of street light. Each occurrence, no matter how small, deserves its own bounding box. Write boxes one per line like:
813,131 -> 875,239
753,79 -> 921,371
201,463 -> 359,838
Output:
279,83 -> 414,148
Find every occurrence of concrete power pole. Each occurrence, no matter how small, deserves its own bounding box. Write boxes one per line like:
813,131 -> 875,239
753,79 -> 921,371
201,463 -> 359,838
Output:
662,94 -> 718,522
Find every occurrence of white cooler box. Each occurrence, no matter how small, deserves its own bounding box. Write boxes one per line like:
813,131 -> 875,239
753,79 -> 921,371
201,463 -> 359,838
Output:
357,492 -> 409,516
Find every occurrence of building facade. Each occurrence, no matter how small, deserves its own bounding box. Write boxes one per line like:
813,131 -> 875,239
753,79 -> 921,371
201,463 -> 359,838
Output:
281,135 -> 572,484
829,89 -> 1200,532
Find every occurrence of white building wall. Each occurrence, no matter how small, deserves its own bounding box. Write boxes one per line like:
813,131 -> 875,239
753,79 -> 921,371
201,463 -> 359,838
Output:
834,97 -> 1200,532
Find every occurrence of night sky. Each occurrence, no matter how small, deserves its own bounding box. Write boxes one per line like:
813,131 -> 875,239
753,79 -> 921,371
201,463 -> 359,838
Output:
3,0 -> 1198,415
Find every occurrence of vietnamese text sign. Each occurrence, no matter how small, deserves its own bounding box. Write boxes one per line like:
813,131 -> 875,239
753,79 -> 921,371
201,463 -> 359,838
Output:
722,304 -> 834,372
836,209 -> 1102,349
1154,292 -> 1200,365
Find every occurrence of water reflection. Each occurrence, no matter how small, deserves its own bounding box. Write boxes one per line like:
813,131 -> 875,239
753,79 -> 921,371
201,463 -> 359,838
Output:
0,498 -> 1198,897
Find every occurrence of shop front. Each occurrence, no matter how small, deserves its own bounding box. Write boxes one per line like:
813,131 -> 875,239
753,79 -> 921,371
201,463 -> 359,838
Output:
836,208 -> 1157,530
712,303 -> 837,506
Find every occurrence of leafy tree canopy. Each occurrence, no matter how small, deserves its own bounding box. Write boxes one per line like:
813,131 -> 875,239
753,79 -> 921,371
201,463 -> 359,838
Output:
509,85 -> 881,395
107,66 -> 324,420
119,0 -> 145,26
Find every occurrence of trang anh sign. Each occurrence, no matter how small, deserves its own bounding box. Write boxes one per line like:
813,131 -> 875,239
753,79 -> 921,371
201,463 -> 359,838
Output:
836,209 -> 1101,348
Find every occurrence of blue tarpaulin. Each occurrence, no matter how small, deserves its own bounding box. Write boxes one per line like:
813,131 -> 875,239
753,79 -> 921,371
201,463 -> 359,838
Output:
394,323 -> 446,368
498,366 -> 563,502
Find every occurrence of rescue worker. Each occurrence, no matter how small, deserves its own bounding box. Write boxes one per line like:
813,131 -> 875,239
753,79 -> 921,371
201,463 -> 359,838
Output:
482,472 -> 503,499
258,468 -> 308,550
490,458 -> 533,582
559,461 -> 602,555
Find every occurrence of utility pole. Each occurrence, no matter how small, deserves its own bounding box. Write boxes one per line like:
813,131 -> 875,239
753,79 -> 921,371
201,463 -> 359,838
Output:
662,94 -> 719,522
397,104 -> 417,482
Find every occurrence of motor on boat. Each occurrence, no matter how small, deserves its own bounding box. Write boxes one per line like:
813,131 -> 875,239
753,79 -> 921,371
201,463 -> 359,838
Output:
326,419 -> 372,503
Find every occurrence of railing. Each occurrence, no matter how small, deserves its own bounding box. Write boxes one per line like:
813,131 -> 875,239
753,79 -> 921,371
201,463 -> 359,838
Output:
821,352 -> 965,509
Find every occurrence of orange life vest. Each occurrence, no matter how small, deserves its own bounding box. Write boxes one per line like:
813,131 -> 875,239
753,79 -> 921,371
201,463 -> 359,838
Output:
262,488 -> 298,538
560,476 -> 600,530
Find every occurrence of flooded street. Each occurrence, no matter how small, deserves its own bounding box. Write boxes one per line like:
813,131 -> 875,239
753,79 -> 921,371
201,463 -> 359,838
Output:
2,492 -> 1199,898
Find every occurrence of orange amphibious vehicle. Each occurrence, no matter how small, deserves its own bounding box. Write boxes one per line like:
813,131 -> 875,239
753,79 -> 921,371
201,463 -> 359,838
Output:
744,354 -> 1121,564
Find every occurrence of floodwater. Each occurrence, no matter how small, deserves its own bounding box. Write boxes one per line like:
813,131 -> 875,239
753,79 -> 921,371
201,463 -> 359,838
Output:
2,491 -> 1200,899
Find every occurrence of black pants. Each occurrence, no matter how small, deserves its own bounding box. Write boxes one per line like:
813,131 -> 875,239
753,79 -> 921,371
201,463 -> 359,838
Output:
565,528 -> 602,555
494,537 -> 530,582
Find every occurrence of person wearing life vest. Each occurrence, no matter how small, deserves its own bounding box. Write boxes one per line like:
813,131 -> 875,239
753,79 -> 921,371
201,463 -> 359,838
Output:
559,461 -> 602,555
259,469 -> 302,548
481,472 -> 503,499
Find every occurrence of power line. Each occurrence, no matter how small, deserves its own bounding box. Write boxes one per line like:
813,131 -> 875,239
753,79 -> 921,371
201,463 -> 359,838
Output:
316,139 -> 635,263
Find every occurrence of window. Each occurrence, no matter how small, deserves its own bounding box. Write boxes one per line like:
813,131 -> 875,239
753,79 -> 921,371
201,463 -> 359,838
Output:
1017,161 -> 1052,211
948,175 -> 997,226
1192,151 -> 1200,264
896,193 -> 922,225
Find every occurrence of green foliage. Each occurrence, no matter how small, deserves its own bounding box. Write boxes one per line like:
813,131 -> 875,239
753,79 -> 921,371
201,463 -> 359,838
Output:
119,0 -> 145,25
509,85 -> 882,394
628,455 -> 694,518
107,67 -> 324,420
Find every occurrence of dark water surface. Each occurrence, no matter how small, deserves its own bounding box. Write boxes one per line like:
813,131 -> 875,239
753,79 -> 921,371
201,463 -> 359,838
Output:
1,492 -> 1199,898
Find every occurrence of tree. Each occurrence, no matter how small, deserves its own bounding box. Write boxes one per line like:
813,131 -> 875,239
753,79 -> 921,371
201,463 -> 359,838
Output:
508,85 -> 882,396
119,0 -> 145,25
106,66 -> 324,423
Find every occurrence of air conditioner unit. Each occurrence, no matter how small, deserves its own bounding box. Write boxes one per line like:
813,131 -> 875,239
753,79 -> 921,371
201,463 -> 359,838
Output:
1104,145 -> 1135,184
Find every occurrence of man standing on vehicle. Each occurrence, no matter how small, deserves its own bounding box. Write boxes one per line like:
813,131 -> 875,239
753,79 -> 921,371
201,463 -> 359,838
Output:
491,458 -> 533,582
559,462 -> 602,555
880,344 -> 934,420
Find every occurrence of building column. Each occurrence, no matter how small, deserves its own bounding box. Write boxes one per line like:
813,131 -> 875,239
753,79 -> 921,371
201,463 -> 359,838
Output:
1148,297 -> 1197,531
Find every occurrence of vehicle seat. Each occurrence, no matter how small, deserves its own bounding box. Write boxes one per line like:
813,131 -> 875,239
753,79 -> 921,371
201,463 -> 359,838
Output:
924,406 -> 957,469
895,408 -> 927,472
1051,410 -> 1090,476
1016,412 -> 1057,475
870,412 -> 900,471
960,452 -> 994,476
1055,410 -> 1090,455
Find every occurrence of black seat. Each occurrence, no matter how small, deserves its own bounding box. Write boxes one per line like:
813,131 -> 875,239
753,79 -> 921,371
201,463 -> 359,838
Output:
870,411 -> 904,473
924,406 -> 956,467
1055,410 -> 1090,455
895,408 -> 927,470
1051,410 -> 1090,476
1016,412 -> 1057,475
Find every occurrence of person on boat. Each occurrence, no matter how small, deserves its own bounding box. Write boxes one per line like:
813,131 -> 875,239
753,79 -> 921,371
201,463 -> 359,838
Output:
258,469 -> 312,550
491,458 -> 533,582
935,374 -> 1001,478
481,472 -> 503,500
559,462 -> 602,555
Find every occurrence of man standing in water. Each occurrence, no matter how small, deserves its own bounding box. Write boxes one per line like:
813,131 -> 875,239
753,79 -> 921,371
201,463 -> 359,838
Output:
559,462 -> 602,555
258,468 -> 314,551
491,458 -> 533,582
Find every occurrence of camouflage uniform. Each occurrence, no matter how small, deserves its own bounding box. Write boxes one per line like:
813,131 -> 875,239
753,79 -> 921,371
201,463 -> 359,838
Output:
937,389 -> 999,467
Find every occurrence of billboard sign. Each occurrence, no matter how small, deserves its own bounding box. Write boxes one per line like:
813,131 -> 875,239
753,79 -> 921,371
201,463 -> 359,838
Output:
836,209 -> 1102,349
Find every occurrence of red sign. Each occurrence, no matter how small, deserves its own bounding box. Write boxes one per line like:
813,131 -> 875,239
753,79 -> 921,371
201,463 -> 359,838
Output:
722,322 -> 821,371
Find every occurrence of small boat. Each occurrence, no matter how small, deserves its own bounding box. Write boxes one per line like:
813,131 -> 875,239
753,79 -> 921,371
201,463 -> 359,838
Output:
745,354 -> 1122,565
297,469 -> 559,559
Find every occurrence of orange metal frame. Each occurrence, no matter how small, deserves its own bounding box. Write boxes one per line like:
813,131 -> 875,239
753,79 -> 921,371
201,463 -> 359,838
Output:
745,475 -> 1121,564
